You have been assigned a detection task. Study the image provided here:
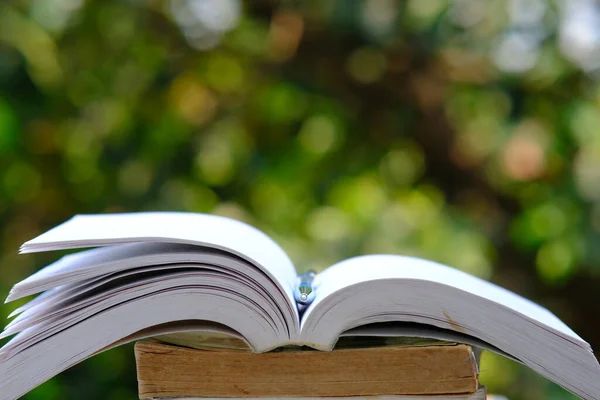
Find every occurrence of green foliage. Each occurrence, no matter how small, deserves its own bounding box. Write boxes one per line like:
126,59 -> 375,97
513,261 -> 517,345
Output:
0,0 -> 599,398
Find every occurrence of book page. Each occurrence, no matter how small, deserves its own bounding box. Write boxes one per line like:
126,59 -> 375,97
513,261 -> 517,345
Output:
19,212 -> 298,314
305,255 -> 581,341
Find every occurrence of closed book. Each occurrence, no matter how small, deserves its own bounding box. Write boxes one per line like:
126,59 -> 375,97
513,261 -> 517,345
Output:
146,389 -> 487,400
134,340 -> 479,398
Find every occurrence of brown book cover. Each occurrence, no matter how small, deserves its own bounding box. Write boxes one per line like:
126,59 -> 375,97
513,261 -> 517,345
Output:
135,341 -> 479,399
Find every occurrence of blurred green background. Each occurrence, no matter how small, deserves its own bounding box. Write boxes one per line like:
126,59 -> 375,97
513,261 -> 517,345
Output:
0,0 -> 599,398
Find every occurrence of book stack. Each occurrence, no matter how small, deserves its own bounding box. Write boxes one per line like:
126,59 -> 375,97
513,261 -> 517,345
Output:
134,337 -> 486,399
0,212 -> 598,399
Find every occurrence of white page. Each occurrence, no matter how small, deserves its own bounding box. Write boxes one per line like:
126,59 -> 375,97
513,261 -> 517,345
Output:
0,269 -> 286,360
3,263 -> 283,339
305,255 -> 582,342
19,212 -> 298,319
8,243 -> 288,304
10,243 -> 228,299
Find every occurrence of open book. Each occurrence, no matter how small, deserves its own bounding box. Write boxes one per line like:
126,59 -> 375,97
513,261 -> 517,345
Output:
0,212 -> 599,399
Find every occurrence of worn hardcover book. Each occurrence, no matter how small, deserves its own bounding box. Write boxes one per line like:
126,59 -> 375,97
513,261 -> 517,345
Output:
0,212 -> 598,399
145,389 -> 488,400
134,340 -> 479,398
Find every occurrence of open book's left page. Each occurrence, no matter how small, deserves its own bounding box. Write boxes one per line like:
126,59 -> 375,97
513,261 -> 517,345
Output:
0,212 -> 302,399
19,212 -> 298,301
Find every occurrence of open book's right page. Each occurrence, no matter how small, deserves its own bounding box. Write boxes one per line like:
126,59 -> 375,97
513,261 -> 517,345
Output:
302,254 -> 580,340
299,255 -> 600,400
